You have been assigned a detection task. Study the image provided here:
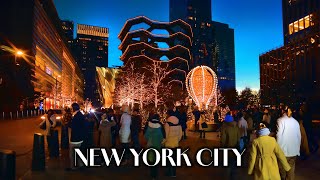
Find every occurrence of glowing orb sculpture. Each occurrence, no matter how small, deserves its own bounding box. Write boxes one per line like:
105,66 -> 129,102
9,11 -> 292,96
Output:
186,66 -> 218,109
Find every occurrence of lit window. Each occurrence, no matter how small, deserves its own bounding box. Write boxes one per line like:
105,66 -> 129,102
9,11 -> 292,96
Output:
293,21 -> 298,33
188,16 -> 193,20
298,19 -> 304,30
305,16 -> 310,28
288,14 -> 314,35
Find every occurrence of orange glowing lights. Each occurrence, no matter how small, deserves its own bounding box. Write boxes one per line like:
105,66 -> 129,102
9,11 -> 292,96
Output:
186,66 -> 218,109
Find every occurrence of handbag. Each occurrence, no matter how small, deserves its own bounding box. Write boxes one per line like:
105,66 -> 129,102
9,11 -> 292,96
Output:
201,122 -> 208,128
40,122 -> 46,130
39,118 -> 53,130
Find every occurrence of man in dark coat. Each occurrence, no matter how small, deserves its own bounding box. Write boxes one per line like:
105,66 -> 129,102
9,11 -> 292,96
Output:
176,105 -> 187,139
66,103 -> 86,171
192,106 -> 201,131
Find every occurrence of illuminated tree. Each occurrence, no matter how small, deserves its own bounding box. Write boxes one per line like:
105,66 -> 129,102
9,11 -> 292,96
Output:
114,63 -> 152,108
216,88 -> 225,106
143,60 -> 186,108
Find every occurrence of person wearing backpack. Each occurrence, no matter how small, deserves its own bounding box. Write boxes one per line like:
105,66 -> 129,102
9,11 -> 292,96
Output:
164,110 -> 182,177
144,114 -> 165,180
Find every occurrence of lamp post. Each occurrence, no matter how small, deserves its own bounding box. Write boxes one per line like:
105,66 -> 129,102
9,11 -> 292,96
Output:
54,75 -> 61,109
15,50 -> 24,66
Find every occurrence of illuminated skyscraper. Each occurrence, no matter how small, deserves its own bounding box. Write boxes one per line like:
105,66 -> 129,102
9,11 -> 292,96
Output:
61,20 -> 74,46
260,0 -> 320,107
169,0 -> 236,92
73,24 -> 109,106
0,0 -> 84,111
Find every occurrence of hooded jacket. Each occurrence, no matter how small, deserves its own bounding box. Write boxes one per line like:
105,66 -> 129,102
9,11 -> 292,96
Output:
144,120 -> 164,163
221,121 -> 240,148
144,120 -> 164,149
164,116 -> 182,148
99,120 -> 116,148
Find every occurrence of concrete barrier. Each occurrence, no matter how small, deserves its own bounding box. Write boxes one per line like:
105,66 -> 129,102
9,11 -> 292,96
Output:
0,149 -> 16,180
32,133 -> 45,171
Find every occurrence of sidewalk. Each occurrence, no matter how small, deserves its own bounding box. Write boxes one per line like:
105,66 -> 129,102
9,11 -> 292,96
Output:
20,131 -> 320,180
21,131 -> 248,180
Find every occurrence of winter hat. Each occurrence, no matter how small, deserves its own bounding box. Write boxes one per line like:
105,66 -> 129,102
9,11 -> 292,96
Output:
257,123 -> 270,136
224,114 -> 234,123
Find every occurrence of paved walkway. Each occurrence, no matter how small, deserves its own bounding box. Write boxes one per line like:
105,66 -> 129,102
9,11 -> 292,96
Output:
1,118 -> 320,180
22,131 -> 320,180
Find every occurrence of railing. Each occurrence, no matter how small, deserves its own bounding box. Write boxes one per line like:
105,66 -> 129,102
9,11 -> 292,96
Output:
1,110 -> 45,120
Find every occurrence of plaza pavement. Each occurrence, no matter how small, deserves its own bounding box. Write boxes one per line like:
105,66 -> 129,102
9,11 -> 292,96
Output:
1,118 -> 320,179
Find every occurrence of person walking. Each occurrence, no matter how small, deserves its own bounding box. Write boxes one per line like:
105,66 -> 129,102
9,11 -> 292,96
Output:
131,108 -> 142,150
248,123 -> 291,180
293,107 -> 310,159
301,103 -> 319,153
66,103 -> 86,171
197,113 -> 207,139
144,114 -> 165,180
39,109 -> 57,157
262,109 -> 271,125
192,106 -> 201,131
238,112 -> 248,151
276,107 -> 301,180
99,115 -> 116,149
61,108 -> 72,149
83,113 -> 97,149
221,113 -> 240,147
119,105 -> 132,165
177,105 -> 188,139
220,113 -> 240,179
164,110 -> 182,177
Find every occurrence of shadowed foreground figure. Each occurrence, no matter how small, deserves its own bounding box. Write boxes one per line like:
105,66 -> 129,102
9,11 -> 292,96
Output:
248,123 -> 290,180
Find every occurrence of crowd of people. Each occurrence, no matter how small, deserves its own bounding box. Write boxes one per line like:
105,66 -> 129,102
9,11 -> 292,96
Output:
213,103 -> 319,180
38,102 -> 319,180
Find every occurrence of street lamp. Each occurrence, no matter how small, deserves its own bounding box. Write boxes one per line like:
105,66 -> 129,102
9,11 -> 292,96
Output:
15,50 -> 24,66
54,75 -> 61,109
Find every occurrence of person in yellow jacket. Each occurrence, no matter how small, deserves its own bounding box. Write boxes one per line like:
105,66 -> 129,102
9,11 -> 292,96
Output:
248,123 -> 291,180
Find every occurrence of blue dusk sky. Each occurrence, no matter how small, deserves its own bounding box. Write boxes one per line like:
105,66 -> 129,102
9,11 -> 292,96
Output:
53,0 -> 284,92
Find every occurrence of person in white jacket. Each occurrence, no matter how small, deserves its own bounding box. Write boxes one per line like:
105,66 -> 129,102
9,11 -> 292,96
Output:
238,112 -> 248,151
119,105 -> 131,165
277,107 -> 301,180
39,109 -> 57,157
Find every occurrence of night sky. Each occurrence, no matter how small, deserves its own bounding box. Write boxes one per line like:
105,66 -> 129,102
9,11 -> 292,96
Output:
53,0 -> 283,91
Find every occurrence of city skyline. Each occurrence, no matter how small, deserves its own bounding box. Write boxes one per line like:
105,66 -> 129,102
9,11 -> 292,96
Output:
54,0 -> 283,92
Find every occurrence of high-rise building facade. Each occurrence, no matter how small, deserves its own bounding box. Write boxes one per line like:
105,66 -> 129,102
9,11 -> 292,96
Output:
170,0 -> 215,68
212,21 -> 236,92
73,24 -> 109,107
0,0 -> 84,111
260,0 -> 320,107
169,0 -> 236,92
61,20 -> 74,46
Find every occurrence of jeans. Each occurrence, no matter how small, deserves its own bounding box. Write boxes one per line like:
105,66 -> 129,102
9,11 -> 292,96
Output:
131,131 -> 140,149
166,148 -> 177,176
122,143 -> 130,160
